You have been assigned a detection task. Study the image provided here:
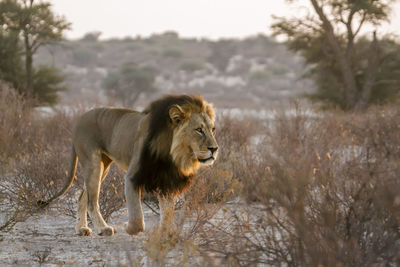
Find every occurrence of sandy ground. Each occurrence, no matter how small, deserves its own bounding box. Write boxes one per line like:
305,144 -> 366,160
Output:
0,207 -> 159,266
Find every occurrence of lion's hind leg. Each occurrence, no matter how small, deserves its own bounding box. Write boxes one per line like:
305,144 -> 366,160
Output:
77,151 -> 115,236
76,186 -> 92,236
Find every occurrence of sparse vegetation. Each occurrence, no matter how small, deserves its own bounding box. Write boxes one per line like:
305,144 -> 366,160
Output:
34,33 -> 307,108
208,39 -> 238,73
2,0 -> 399,264
0,88 -> 127,231
2,86 -> 398,265
180,60 -> 205,72
102,62 -> 158,106
196,104 -> 400,265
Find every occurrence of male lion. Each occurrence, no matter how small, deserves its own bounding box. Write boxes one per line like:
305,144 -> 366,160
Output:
42,95 -> 218,236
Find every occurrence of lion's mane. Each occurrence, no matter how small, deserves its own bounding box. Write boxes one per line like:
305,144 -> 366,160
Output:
131,95 -> 214,196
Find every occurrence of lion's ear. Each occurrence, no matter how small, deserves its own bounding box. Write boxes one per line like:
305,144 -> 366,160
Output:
169,104 -> 186,124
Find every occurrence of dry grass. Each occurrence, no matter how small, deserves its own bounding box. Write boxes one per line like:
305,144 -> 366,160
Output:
0,85 -> 36,171
0,87 -> 126,230
1,86 -> 399,266
195,104 -> 400,266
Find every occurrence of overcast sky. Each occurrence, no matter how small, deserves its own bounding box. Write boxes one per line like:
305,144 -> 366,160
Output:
48,0 -> 400,40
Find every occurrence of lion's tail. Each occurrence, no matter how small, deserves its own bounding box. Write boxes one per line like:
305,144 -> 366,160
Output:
37,147 -> 78,208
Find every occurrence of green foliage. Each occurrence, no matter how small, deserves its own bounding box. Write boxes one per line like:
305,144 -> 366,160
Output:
303,36 -> 400,109
370,38 -> 400,103
103,62 -> 157,105
32,66 -> 66,105
0,0 -> 70,105
272,0 -> 400,110
120,63 -> 157,92
0,0 -> 71,46
0,31 -> 23,89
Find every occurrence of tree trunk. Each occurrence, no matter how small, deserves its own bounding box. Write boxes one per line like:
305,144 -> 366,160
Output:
25,51 -> 33,94
24,32 -> 33,96
355,32 -> 380,111
310,0 -> 359,109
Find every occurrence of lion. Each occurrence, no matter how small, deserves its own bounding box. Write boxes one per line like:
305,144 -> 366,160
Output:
41,95 -> 218,236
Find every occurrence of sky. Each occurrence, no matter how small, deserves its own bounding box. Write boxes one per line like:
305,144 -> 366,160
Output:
48,0 -> 400,40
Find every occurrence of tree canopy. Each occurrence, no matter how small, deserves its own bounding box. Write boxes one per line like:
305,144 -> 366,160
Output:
102,62 -> 158,106
0,0 -> 70,105
272,0 -> 400,110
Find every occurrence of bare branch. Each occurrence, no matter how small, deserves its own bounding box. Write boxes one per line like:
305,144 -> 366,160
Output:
353,11 -> 367,38
309,0 -> 358,107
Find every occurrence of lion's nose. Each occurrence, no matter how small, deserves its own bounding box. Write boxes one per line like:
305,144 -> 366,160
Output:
208,146 -> 218,154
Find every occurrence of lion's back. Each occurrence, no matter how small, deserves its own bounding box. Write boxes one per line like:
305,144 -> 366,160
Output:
72,108 -> 143,166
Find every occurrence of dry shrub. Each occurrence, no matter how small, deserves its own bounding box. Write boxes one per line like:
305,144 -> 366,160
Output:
142,166 -> 241,266
215,115 -> 261,181
0,84 -> 36,171
138,115 -> 258,266
56,163 -> 126,223
0,89 -> 127,230
178,168 -> 242,237
198,105 -> 400,266
0,100 -> 77,230
60,163 -> 126,221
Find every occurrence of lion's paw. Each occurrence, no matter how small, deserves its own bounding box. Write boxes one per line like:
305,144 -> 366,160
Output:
126,220 -> 145,235
77,226 -> 92,236
98,226 -> 115,236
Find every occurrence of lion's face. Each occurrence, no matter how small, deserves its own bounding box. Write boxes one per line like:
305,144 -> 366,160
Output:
169,104 -> 218,174
182,112 -> 218,165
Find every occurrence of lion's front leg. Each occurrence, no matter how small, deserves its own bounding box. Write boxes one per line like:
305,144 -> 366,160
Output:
125,176 -> 145,235
157,194 -> 177,233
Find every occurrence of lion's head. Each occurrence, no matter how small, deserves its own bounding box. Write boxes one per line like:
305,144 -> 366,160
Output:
168,97 -> 218,175
136,95 -> 218,195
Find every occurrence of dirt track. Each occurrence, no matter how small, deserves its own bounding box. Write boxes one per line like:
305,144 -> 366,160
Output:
0,207 -> 158,266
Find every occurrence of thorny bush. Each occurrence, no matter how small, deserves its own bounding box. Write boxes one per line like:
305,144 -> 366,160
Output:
1,87 -> 399,266
0,88 -> 125,230
198,105 -> 400,266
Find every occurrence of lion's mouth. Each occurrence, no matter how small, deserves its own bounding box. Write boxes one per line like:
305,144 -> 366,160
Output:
198,156 -> 215,163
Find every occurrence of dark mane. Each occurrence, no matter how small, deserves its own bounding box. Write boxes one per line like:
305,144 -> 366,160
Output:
131,95 -> 205,195
144,94 -> 205,140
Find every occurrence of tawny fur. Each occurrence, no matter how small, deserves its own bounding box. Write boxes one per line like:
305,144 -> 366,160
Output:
42,95 -> 218,236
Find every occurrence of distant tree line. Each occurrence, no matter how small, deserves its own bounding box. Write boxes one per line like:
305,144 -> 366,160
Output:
272,0 -> 400,110
0,0 -> 70,105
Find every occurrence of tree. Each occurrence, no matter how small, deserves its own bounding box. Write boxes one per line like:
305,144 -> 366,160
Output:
272,0 -> 400,110
81,31 -> 102,42
102,62 -> 158,106
0,31 -> 23,89
0,0 -> 70,100
32,66 -> 66,104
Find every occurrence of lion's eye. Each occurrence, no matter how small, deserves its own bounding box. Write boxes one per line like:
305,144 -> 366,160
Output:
195,128 -> 204,135
212,127 -> 216,134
